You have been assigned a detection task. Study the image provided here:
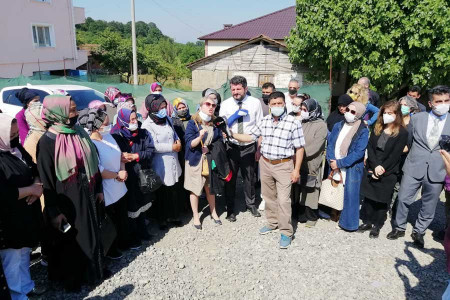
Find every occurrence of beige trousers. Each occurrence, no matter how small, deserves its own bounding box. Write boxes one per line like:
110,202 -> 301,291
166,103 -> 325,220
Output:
260,158 -> 294,237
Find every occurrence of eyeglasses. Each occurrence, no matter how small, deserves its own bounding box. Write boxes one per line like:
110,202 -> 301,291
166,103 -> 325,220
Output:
204,102 -> 217,108
345,107 -> 357,115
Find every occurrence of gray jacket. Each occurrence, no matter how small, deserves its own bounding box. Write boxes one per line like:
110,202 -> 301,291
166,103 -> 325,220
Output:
403,111 -> 450,182
301,119 -> 327,186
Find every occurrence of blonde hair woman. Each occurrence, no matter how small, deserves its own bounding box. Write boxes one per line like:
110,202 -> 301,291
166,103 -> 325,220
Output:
347,83 -> 379,126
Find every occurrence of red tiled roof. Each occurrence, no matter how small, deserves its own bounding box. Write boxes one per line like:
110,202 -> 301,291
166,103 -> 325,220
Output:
198,6 -> 296,41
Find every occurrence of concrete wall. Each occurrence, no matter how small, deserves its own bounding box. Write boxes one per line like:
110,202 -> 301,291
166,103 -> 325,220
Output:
205,40 -> 242,56
0,0 -> 87,78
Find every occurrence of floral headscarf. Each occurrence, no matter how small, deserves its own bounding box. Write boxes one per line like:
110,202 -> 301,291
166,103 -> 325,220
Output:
25,102 -> 46,134
104,87 -> 121,104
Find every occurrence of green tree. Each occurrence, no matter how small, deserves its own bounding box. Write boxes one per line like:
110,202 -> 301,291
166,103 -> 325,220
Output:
286,0 -> 450,96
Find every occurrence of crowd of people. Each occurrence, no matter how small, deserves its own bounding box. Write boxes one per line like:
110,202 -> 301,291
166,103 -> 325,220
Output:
0,75 -> 449,299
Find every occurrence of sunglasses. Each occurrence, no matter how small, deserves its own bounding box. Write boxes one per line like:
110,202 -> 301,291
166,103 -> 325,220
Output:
204,102 -> 217,108
345,107 -> 357,115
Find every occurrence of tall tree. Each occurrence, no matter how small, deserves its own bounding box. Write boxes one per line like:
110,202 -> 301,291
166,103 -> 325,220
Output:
286,0 -> 450,96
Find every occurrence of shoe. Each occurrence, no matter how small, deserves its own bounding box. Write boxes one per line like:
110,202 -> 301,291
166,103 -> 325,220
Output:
106,249 -> 123,260
27,286 -> 47,297
369,227 -> 381,239
259,226 -> 278,235
193,224 -> 202,230
279,234 -> 292,249
305,220 -> 317,228
226,213 -> 236,222
129,240 -> 142,250
103,269 -> 113,279
248,206 -> 261,217
40,256 -> 48,267
210,216 -> 222,225
159,221 -> 168,230
411,232 -> 425,248
358,223 -> 373,233
140,232 -> 154,242
258,198 -> 265,211
386,229 -> 405,240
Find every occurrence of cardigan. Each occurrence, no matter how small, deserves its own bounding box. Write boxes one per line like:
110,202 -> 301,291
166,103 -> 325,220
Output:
184,119 -> 222,166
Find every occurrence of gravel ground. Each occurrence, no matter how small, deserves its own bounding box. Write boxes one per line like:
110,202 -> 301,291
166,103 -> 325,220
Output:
29,184 -> 449,300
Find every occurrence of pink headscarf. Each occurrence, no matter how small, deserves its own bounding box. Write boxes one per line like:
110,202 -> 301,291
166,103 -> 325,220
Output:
0,114 -> 22,160
150,82 -> 162,93
88,100 -> 105,109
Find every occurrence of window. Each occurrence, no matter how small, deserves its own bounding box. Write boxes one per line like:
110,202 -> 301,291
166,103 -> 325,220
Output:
32,25 -> 53,47
258,74 -> 274,87
66,90 -> 105,110
2,89 -> 49,106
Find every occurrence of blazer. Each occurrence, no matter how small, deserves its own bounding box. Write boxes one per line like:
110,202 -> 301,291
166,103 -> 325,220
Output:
366,127 -> 408,177
403,111 -> 450,182
184,117 -> 222,166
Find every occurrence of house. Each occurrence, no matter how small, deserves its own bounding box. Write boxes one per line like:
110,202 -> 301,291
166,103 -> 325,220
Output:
0,0 -> 88,78
199,6 -> 296,57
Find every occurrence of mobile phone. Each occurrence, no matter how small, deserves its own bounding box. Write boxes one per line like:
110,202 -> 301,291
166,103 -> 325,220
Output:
60,220 -> 71,233
440,135 -> 450,152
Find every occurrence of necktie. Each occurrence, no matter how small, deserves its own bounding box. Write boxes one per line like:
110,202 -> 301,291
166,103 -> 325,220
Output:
428,118 -> 440,149
237,101 -> 244,134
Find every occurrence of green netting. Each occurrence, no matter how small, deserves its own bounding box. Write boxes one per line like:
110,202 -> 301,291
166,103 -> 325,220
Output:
0,75 -> 330,117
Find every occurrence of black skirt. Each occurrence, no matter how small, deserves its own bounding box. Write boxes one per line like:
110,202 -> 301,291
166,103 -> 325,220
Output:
360,168 -> 397,204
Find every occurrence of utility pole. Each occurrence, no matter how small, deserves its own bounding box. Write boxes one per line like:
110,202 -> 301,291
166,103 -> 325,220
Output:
131,0 -> 138,86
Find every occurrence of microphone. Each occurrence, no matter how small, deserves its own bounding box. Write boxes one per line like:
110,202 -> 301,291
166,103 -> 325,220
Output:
214,116 -> 231,141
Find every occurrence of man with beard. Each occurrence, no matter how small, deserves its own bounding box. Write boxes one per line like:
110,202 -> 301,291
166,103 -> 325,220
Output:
219,76 -> 263,222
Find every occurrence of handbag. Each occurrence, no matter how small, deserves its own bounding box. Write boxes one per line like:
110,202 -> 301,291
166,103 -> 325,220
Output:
138,167 -> 163,194
194,120 -> 209,176
318,170 -> 344,211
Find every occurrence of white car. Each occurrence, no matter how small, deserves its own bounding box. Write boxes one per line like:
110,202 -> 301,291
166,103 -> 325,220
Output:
0,84 -> 106,117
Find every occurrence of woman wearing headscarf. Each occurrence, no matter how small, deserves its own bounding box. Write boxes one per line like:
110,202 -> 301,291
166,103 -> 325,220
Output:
290,98 -> 327,227
0,114 -> 44,300
142,94 -> 182,229
359,101 -> 408,238
140,82 -> 164,120
23,102 -> 47,163
111,107 -> 154,249
347,84 -> 379,126
15,88 -> 40,145
36,95 -> 105,292
184,95 -> 223,229
202,88 -> 222,116
326,94 -> 353,132
104,87 -> 122,106
326,101 -> 369,231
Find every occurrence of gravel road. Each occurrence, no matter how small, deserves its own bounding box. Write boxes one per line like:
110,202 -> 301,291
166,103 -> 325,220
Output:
29,186 -> 449,300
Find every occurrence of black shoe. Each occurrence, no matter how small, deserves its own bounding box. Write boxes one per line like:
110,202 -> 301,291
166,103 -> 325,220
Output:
106,248 -> 123,260
140,232 -> 154,242
211,216 -> 222,225
248,206 -> 261,217
129,240 -> 142,250
193,224 -> 202,230
358,223 -> 372,232
159,221 -> 168,230
369,227 -> 380,239
226,213 -> 236,222
27,286 -> 47,297
387,229 -> 405,240
411,232 -> 425,248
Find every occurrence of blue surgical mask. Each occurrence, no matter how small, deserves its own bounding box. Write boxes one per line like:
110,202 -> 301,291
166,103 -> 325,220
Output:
270,106 -> 285,117
155,108 -> 167,119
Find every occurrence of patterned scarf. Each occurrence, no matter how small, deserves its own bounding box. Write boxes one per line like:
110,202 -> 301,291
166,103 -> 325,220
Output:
111,108 -> 137,140
25,102 -> 46,134
41,95 -> 99,182
78,108 -> 107,134
302,98 -> 324,123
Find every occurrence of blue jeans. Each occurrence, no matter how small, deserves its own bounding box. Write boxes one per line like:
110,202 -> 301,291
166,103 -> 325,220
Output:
0,248 -> 34,300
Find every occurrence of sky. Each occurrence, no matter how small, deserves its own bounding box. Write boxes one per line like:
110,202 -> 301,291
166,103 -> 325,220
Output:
73,0 -> 295,43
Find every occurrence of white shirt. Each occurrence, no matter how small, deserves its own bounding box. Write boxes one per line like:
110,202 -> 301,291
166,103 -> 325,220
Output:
284,92 -> 296,114
334,123 -> 353,184
219,95 -> 263,145
426,111 -> 447,139
92,134 -> 127,206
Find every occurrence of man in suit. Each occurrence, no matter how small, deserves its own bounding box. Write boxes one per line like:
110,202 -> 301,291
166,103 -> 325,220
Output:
387,85 -> 450,248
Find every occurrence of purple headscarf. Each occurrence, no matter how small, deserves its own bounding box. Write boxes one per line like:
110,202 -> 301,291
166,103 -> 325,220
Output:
111,108 -> 136,140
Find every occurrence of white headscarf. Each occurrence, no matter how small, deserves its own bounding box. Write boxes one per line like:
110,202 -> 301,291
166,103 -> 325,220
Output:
0,114 -> 22,160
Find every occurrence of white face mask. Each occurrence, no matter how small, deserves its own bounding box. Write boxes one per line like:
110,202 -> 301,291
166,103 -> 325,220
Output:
152,91 -> 162,95
383,113 -> 396,124
199,110 -> 211,122
100,124 -> 112,135
128,122 -> 138,131
300,111 -> 309,120
344,112 -> 356,123
432,103 -> 450,116
292,105 -> 301,113
270,106 -> 285,117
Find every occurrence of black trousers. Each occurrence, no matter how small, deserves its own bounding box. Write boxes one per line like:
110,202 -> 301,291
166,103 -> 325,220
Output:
153,183 -> 181,222
360,198 -> 388,228
106,196 -> 129,251
225,143 -> 256,214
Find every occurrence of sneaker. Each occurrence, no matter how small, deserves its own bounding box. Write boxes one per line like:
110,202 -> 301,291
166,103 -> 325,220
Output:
259,226 -> 278,235
279,234 -> 292,249
106,249 -> 123,260
259,198 -> 265,211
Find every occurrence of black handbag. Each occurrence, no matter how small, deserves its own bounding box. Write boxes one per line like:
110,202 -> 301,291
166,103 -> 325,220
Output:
96,203 -> 117,256
138,167 -> 163,194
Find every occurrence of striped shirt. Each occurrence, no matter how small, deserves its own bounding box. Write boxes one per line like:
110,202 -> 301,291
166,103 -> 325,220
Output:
250,113 -> 305,160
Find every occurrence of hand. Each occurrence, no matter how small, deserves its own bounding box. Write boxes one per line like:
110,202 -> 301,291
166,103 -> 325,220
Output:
364,121 -> 368,125
29,182 -> 43,198
374,166 -> 385,176
199,129 -> 207,139
172,140 -> 182,152
330,159 -> 338,170
440,150 -> 450,175
25,196 -> 39,205
255,149 -> 261,162
96,193 -> 104,203
121,153 -> 132,163
117,170 -> 128,182
291,170 -> 300,183
51,214 -> 67,231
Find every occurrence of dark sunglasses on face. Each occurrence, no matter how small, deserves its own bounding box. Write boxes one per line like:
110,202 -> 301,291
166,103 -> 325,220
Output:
204,102 -> 217,108
345,107 -> 357,115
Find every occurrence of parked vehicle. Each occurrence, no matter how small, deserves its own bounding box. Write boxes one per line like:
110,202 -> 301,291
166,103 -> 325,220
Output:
0,84 -> 105,117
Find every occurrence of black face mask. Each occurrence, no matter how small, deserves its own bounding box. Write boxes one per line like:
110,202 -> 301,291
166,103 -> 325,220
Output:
262,94 -> 270,105
10,136 -> 20,148
288,88 -> 297,95
68,116 -> 78,128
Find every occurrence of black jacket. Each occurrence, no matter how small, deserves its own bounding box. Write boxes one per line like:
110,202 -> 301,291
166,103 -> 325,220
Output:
207,139 -> 232,195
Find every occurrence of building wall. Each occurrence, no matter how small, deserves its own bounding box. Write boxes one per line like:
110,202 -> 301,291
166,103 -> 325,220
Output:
205,40 -> 243,56
0,0 -> 86,78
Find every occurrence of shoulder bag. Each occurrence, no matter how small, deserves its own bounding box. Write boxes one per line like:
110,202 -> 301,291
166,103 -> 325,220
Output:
318,170 -> 344,211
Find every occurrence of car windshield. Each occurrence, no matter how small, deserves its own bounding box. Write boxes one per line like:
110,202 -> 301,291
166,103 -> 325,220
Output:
66,90 -> 105,110
2,89 -> 49,106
